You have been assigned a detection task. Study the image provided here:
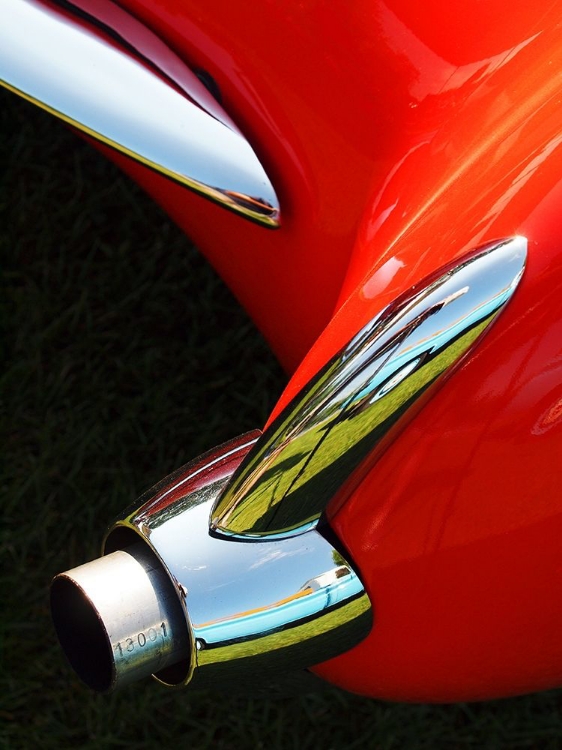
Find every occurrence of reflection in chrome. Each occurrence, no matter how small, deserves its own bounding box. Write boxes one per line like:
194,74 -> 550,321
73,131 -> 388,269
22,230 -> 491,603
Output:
212,237 -> 527,538
51,433 -> 372,692
0,0 -> 280,226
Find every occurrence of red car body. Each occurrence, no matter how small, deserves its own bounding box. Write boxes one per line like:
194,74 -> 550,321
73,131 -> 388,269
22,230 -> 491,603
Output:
9,0 -> 562,702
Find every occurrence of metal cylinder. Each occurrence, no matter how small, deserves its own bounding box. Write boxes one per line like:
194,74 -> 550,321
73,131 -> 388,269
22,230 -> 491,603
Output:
50,543 -> 190,692
50,434 -> 373,693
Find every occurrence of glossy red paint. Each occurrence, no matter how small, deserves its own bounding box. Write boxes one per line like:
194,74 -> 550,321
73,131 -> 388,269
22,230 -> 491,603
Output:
105,0 -> 562,700
106,0 -> 412,371
315,196 -> 562,700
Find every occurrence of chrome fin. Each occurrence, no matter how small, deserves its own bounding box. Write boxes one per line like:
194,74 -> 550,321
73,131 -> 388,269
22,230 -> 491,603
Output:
0,0 -> 280,227
211,237 -> 527,538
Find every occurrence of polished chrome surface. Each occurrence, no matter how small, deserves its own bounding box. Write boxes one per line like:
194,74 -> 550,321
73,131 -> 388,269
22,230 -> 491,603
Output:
51,433 -> 372,691
50,543 -> 190,692
104,433 -> 372,690
212,237 -> 527,539
0,0 -> 280,226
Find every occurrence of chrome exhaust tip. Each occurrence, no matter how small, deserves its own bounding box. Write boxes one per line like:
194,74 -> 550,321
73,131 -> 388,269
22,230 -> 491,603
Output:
50,239 -> 527,693
51,433 -> 373,693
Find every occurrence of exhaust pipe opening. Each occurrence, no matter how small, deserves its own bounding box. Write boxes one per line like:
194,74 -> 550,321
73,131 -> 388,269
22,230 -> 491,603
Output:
50,543 -> 191,692
51,576 -> 114,692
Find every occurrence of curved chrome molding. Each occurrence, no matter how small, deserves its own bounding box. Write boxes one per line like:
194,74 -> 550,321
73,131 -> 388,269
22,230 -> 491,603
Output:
0,0 -> 280,227
51,433 -> 372,692
211,237 -> 527,539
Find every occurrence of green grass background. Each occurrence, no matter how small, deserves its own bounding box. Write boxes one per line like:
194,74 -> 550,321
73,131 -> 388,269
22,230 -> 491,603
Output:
2,89 -> 562,749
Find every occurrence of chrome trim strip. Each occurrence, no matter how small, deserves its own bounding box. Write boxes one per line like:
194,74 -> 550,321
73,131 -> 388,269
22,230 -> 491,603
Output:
0,0 -> 280,227
211,237 -> 527,538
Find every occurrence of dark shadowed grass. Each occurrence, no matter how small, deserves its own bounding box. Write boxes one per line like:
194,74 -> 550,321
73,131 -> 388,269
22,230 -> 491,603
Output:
2,89 -> 562,749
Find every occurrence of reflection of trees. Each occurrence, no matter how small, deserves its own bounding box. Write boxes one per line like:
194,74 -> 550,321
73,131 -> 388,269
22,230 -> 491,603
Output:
331,549 -> 347,568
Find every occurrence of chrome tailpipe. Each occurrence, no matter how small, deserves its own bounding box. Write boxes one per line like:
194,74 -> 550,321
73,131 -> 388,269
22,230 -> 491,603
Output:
51,238 -> 527,692
51,432 -> 372,692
